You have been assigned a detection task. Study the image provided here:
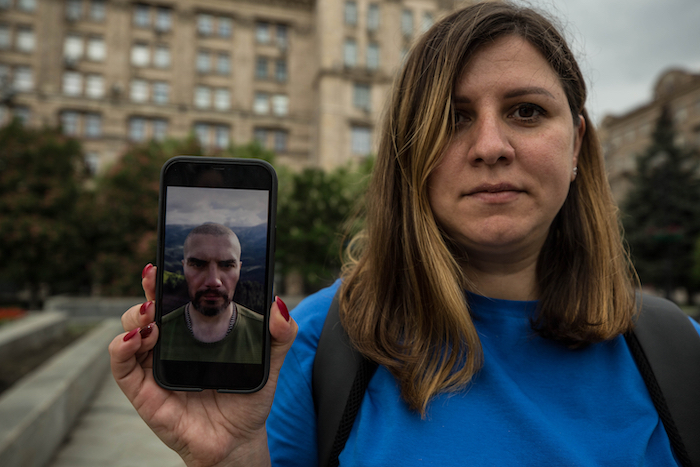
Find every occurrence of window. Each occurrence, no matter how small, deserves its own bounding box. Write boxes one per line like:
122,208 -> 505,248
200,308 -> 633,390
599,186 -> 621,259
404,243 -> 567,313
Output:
272,94 -> 288,116
84,113 -> 101,137
197,14 -> 213,36
421,12 -> 433,33
353,83 -> 370,111
255,22 -> 270,44
219,17 -> 232,38
131,43 -> 150,67
155,7 -> 171,32
56,73 -> 81,97
343,39 -> 357,67
0,64 -> 9,84
16,27 -> 34,52
194,85 -> 211,108
86,36 -> 105,61
274,130 -> 288,152
129,117 -> 146,141
134,4 -> 150,28
153,119 -> 168,141
367,43 -> 379,70
196,50 -> 211,73
351,126 -> 371,155
14,66 -> 33,91
14,105 -> 30,124
214,88 -> 230,110
89,0 -> 105,21
130,79 -> 148,102
64,34 -> 83,59
214,126 -> 229,148
367,3 -> 380,31
85,152 -> 100,175
0,24 -> 9,49
254,128 -> 267,145
255,57 -> 268,79
66,0 -> 82,20
194,123 -> 208,146
276,24 -> 288,49
344,1 -> 357,26
193,123 -> 230,149
401,10 -> 413,37
154,44 -> 170,68
85,74 -> 104,98
152,81 -> 169,104
217,52 -> 230,75
253,92 -> 269,114
275,59 -> 287,82
61,111 -> 80,135
17,0 -> 35,12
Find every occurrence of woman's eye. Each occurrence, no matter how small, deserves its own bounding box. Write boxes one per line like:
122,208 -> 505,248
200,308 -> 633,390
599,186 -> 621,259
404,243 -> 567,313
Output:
512,104 -> 544,121
454,111 -> 470,125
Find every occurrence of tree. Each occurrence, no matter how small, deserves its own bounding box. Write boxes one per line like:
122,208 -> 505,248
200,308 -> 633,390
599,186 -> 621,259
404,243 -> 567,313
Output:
0,119 -> 89,307
622,105 -> 700,301
276,158 -> 373,293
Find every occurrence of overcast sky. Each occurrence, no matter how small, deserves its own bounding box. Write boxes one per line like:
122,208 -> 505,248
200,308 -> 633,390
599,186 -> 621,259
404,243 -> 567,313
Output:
166,186 -> 269,227
509,0 -> 700,124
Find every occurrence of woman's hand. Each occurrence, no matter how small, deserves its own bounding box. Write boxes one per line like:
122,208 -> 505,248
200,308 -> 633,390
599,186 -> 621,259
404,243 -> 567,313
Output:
108,264 -> 298,467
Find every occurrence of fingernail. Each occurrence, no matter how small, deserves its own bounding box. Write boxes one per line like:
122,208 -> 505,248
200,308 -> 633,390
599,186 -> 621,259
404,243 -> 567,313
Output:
124,328 -> 140,342
140,301 -> 152,315
140,322 -> 154,339
141,263 -> 153,279
276,296 -> 289,322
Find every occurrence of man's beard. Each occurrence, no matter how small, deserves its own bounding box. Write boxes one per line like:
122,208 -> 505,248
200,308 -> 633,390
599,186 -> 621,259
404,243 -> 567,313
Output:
191,290 -> 232,317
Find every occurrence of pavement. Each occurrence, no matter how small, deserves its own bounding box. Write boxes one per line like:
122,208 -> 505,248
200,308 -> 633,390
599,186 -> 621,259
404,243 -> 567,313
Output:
49,374 -> 185,467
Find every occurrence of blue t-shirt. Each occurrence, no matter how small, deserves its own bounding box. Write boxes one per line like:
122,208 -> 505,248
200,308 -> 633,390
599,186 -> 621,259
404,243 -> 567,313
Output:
268,281 -> 699,466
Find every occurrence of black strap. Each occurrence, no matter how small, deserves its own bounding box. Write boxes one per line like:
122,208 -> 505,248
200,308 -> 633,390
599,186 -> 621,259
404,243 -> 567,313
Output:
312,291 -> 378,467
625,293 -> 700,467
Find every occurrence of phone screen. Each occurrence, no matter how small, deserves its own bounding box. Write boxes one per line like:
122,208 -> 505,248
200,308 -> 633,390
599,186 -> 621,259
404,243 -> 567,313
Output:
154,157 -> 276,392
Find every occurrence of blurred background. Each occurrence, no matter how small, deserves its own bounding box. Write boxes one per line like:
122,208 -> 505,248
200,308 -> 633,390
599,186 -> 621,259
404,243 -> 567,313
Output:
0,0 -> 699,310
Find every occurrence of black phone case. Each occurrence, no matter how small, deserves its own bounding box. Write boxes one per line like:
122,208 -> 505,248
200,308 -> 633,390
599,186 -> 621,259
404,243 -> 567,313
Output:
153,156 -> 277,393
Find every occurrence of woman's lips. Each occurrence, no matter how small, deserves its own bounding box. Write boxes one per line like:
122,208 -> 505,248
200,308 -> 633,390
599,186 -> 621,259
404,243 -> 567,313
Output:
466,183 -> 523,202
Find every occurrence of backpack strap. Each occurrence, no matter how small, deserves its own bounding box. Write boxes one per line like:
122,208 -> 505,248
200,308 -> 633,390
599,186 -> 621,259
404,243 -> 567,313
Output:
625,293 -> 700,467
312,290 -> 378,467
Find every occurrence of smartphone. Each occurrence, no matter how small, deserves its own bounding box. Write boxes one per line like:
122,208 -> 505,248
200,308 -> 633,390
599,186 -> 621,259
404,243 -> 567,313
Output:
153,156 -> 276,392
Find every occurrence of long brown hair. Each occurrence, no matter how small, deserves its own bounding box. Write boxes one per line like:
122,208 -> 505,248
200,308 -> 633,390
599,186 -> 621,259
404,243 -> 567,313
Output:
340,1 -> 637,416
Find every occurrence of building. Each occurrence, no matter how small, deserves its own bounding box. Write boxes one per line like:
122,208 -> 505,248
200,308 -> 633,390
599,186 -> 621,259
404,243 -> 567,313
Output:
0,0 -> 460,174
599,68 -> 700,204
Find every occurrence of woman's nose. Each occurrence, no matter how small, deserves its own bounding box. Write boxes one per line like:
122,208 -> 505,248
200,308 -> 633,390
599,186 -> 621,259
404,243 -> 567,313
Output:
467,114 -> 515,166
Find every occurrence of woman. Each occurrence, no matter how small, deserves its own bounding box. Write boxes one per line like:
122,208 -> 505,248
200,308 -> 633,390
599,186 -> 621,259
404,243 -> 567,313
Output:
110,2 -> 698,465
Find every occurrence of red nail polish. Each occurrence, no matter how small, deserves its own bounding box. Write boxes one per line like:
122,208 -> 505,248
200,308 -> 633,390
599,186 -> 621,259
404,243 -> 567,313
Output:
276,296 -> 290,322
124,328 -> 140,342
141,263 -> 153,279
140,301 -> 151,315
140,323 -> 154,339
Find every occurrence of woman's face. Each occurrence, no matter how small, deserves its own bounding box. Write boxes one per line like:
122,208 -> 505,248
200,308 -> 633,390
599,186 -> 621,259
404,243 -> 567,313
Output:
427,35 -> 585,264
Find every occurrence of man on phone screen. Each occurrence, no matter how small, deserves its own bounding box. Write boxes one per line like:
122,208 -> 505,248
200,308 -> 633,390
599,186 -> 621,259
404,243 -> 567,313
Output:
160,223 -> 263,363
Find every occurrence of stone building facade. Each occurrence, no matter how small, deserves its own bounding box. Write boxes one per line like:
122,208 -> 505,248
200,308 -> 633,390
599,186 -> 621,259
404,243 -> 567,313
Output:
0,0 -> 460,173
599,68 -> 700,204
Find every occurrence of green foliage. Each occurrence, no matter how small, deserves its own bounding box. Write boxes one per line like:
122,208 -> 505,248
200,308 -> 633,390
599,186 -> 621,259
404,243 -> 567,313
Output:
276,157 -> 373,292
0,119 -> 89,300
0,117 -> 371,299
622,106 -> 700,299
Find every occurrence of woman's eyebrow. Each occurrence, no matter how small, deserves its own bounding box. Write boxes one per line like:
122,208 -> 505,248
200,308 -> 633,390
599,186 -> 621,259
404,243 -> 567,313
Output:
504,87 -> 555,99
453,87 -> 556,104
